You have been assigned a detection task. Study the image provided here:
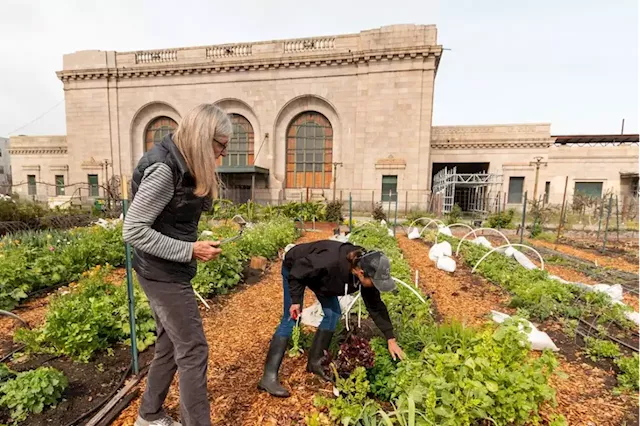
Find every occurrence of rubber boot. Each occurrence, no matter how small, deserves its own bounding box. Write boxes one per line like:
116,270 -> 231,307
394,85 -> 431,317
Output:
306,329 -> 334,382
258,335 -> 290,397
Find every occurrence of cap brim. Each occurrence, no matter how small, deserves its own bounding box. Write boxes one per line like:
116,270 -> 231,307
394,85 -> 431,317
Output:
373,277 -> 397,292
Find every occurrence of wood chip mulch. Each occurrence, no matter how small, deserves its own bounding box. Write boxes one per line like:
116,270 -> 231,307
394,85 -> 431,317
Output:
114,230 -> 333,426
396,236 -> 512,327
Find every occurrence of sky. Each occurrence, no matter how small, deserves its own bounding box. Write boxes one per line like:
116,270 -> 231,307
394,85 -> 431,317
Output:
1,0 -> 637,137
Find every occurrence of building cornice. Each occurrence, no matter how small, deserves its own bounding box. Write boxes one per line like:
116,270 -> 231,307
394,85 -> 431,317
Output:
9,148 -> 68,155
431,140 -> 553,150
57,45 -> 442,82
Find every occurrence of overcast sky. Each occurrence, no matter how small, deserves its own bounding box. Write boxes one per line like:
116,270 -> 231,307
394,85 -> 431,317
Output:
1,0 -> 637,137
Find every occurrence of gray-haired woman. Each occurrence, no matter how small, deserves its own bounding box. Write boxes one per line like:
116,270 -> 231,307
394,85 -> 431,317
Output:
124,104 -> 232,426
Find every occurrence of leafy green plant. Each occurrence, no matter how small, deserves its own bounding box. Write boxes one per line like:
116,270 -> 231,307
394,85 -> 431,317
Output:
583,337 -> 621,361
0,225 -> 125,311
486,209 -> 515,229
0,367 -> 68,423
192,242 -> 246,298
535,232 -> 557,243
614,354 -> 639,393
237,218 -> 298,259
15,268 -> 155,362
0,364 -> 15,384
288,322 -> 304,358
315,367 -> 380,425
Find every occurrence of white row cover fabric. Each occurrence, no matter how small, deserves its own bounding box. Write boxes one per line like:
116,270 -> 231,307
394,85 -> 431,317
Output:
471,236 -> 493,249
436,256 -> 457,273
407,227 -> 421,240
437,225 -> 453,237
429,241 -> 452,261
491,310 -> 559,352
300,294 -> 358,328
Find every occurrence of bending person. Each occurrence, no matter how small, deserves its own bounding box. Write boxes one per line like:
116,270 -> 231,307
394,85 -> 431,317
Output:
124,104 -> 232,426
258,240 -> 405,397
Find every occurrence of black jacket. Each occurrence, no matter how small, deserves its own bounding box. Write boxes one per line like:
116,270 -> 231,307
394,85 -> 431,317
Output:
284,240 -> 395,339
131,135 -> 209,283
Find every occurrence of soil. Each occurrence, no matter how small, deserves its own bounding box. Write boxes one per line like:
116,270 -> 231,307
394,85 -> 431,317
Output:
0,346 -> 154,426
533,239 -> 639,274
114,228 -> 334,426
559,237 -> 640,265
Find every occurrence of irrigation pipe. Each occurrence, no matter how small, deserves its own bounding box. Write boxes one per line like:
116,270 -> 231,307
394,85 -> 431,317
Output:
577,320 -> 639,353
392,277 -> 428,305
418,220 -> 442,237
194,289 -> 211,310
471,243 -> 545,273
0,310 -> 28,328
455,228 -> 512,256
403,217 -> 435,234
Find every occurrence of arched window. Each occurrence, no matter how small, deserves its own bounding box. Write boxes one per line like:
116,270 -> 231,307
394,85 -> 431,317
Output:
221,114 -> 254,167
145,116 -> 178,152
286,111 -> 333,188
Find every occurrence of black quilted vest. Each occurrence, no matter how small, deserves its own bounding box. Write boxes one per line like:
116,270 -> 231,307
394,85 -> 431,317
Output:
131,134 -> 206,283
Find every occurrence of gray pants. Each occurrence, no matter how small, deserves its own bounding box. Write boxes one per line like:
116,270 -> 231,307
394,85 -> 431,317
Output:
138,275 -> 211,426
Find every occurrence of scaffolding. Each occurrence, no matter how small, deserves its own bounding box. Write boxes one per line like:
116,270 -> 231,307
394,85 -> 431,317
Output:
432,167 -> 503,214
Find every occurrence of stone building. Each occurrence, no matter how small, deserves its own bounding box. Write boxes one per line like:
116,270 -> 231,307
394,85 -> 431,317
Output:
9,24 -> 639,212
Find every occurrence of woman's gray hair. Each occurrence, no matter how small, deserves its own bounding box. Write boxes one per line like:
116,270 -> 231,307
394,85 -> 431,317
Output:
172,104 -> 232,198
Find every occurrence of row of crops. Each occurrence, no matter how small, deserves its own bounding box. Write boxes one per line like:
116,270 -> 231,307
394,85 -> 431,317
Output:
429,230 -> 639,396
306,223 -> 568,426
0,217 -> 299,424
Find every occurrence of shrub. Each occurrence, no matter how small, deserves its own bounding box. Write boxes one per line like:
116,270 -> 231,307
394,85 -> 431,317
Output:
325,201 -> 344,223
372,203 -> 386,221
445,204 -> 462,225
0,367 -> 68,422
486,209 -> 515,229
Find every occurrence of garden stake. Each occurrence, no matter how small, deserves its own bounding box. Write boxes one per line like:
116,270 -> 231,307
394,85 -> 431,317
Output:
602,194 -> 613,253
121,176 -> 139,375
556,177 -> 569,242
393,198 -> 398,236
519,191 -> 527,244
387,191 -> 392,222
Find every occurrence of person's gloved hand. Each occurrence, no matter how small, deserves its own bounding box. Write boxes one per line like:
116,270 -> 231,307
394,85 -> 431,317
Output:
192,241 -> 222,262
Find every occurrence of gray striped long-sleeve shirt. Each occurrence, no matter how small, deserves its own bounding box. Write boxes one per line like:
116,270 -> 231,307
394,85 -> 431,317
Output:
123,163 -> 194,263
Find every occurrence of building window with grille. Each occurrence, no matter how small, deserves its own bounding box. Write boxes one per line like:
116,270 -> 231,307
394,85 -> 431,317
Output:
88,174 -> 99,197
574,182 -> 603,198
508,177 -> 525,204
145,116 -> 178,152
221,114 -> 254,167
55,175 -> 65,196
381,176 -> 398,202
544,181 -> 551,204
27,175 -> 36,196
286,111 -> 333,188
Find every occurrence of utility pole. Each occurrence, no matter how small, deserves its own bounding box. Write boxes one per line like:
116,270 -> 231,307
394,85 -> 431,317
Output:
332,162 -> 343,201
529,156 -> 547,201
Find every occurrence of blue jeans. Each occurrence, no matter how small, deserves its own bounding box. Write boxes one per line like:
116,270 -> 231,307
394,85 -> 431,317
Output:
274,264 -> 341,337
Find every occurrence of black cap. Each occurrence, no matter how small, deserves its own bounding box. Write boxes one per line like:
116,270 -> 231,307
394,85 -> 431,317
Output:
360,251 -> 396,292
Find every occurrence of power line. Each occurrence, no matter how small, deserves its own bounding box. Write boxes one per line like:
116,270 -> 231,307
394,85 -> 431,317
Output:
2,99 -> 64,136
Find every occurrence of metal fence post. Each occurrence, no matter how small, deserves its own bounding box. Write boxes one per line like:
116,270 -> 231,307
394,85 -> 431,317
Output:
602,194 -> 613,252
349,193 -> 353,233
520,191 -> 528,244
597,197 -> 605,239
393,198 -> 398,236
556,177 -> 569,242
387,191 -> 392,221
121,176 -> 139,375
615,195 -> 620,241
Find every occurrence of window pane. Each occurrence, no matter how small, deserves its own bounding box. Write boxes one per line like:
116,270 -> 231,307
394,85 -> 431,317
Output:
381,175 -> 398,202
508,177 -> 525,204
574,182 -> 603,198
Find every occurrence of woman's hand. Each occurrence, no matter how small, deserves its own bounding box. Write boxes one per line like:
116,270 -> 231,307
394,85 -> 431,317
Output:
387,338 -> 405,361
192,241 -> 222,262
289,304 -> 302,320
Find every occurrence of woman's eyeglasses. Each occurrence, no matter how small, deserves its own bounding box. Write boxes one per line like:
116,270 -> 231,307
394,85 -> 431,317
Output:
213,138 -> 228,154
